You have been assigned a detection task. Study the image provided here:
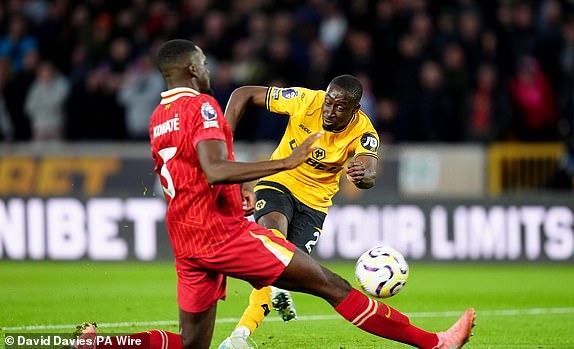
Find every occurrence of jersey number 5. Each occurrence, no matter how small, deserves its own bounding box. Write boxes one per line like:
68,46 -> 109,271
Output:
158,147 -> 177,199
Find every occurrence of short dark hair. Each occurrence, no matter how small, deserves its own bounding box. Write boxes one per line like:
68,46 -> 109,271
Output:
329,75 -> 363,102
156,39 -> 199,71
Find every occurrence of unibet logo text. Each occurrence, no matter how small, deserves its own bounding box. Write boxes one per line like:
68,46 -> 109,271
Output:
0,198 -> 166,260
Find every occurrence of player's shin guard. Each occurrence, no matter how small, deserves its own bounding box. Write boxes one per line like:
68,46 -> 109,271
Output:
91,330 -> 182,349
334,288 -> 438,349
236,286 -> 272,334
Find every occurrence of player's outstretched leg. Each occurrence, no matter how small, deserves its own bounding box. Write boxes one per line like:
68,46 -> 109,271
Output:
72,322 -> 183,349
270,286 -> 297,322
274,248 -> 476,349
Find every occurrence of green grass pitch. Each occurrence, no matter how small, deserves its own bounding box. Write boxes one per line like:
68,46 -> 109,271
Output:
1,261 -> 573,348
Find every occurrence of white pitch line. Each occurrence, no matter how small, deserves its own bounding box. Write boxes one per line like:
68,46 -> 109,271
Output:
2,307 -> 574,331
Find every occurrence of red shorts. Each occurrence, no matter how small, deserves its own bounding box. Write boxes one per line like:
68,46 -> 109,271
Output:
175,222 -> 296,313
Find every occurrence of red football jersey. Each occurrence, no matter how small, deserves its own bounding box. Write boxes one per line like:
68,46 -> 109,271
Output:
149,87 -> 246,258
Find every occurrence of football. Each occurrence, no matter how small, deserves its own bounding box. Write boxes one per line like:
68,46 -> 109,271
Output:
355,245 -> 409,298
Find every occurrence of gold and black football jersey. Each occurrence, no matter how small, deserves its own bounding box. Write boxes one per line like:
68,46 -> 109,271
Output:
256,86 -> 380,213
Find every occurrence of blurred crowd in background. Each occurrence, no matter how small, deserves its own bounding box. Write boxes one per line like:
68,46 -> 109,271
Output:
0,0 -> 573,146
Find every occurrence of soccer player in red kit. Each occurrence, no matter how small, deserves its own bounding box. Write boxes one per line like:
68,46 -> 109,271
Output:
76,39 -> 475,349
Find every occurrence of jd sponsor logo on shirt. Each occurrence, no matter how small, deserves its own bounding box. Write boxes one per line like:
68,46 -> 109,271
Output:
360,133 -> 379,152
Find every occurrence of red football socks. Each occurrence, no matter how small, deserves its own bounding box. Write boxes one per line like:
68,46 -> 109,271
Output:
93,330 -> 182,349
334,288 -> 439,349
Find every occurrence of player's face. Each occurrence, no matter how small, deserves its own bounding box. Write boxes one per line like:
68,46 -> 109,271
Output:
191,48 -> 212,94
321,85 -> 359,131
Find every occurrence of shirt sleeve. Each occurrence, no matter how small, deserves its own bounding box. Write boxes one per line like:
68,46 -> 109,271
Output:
265,86 -> 314,116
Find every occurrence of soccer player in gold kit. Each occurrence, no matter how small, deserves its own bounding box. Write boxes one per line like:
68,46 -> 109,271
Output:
220,75 -> 380,349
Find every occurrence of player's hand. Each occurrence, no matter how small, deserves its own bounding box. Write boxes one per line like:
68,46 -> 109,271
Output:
240,182 -> 255,216
345,160 -> 366,183
284,131 -> 323,169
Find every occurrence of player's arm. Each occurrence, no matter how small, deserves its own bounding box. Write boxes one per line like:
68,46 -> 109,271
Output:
345,155 -> 377,189
197,132 -> 323,184
224,86 -> 268,133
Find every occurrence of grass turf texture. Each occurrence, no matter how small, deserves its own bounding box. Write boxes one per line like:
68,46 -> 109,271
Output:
1,261 -> 573,348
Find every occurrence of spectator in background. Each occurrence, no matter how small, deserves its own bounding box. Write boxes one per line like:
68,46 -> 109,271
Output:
478,30 -> 509,77
0,16 -> 38,72
118,54 -> 165,141
356,72 -> 377,124
67,44 -> 91,88
2,50 -> 39,141
212,61 -> 239,112
318,0 -> 347,50
435,8 -> 458,54
230,38 -> 267,85
370,0 -> 400,97
0,58 -> 12,140
106,37 -> 132,74
494,0 -> 516,74
375,97 -> 398,145
559,18 -> 574,94
506,1 -> 537,68
35,0 -> 68,70
457,8 -> 483,73
410,11 -> 436,59
21,0 -> 49,26
176,0 -> 210,39
441,42 -> 471,126
65,4 -> 92,47
533,0 -> 564,93
463,63 -> 512,143
65,66 -> 126,141
202,10 -> 233,62
245,11 -> 270,55
416,60 -> 455,142
549,69 -> 574,189
336,29 -> 376,76
65,67 -> 103,140
557,17 -> 574,153
86,13 -> 114,65
304,39 -> 333,90
112,7 -> 138,42
509,55 -> 558,141
393,33 -> 423,142
263,35 -> 299,85
24,60 -> 70,141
